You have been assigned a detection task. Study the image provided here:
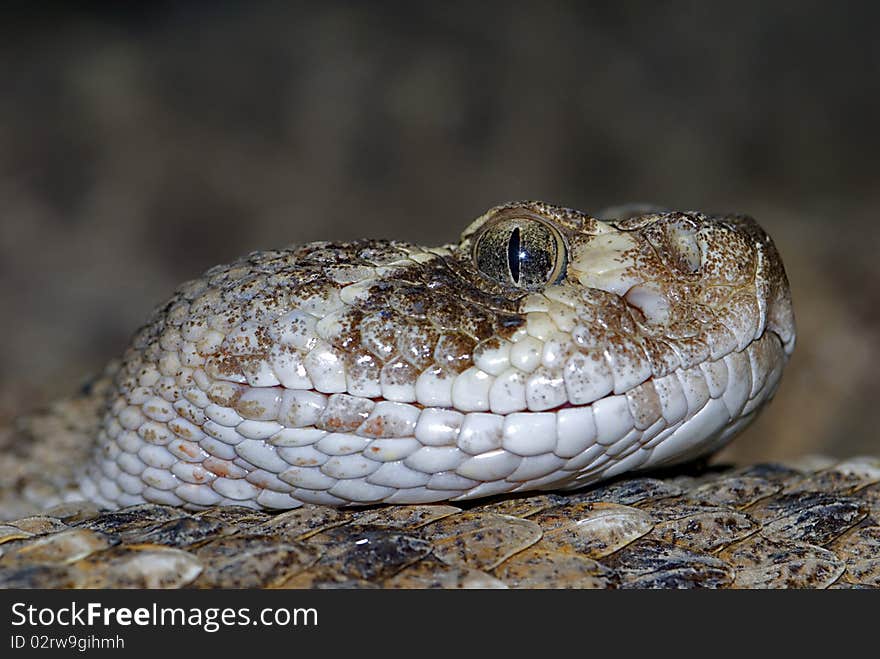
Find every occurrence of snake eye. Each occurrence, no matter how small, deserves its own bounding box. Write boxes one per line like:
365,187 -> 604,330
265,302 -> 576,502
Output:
473,215 -> 567,290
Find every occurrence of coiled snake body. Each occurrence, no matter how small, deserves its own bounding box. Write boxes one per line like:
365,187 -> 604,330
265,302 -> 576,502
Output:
8,201 -> 796,513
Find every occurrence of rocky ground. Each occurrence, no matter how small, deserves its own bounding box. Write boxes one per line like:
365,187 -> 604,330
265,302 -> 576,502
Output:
3,456 -> 879,588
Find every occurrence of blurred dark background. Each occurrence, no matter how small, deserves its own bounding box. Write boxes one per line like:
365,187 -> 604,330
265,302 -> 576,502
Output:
1,1 -> 878,464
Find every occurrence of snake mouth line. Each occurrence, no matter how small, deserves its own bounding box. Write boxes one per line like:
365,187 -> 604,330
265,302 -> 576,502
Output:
249,326 -> 789,426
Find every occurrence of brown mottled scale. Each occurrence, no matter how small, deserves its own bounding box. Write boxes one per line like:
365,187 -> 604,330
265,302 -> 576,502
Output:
2,399 -> 879,588
144,235 -> 512,369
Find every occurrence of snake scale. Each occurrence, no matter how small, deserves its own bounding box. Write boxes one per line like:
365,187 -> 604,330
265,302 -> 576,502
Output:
8,201 -> 872,589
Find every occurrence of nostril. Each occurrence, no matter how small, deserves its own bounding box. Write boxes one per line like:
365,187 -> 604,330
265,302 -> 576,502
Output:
668,226 -> 702,274
625,282 -> 671,325
646,219 -> 704,275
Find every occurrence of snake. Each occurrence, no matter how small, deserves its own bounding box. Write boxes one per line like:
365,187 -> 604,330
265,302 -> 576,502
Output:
4,201 -> 796,514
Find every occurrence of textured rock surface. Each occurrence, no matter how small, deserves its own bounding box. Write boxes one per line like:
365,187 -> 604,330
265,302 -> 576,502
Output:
2,455 -> 878,589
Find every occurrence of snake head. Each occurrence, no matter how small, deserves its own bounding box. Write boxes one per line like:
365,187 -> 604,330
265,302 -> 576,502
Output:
461,200 -> 795,363
74,200 -> 796,510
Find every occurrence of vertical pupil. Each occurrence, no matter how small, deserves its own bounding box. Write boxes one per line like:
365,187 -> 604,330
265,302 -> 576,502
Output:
507,227 -> 521,283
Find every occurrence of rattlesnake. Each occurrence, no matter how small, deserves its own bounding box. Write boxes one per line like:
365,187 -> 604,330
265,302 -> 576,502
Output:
1,201 -> 796,512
